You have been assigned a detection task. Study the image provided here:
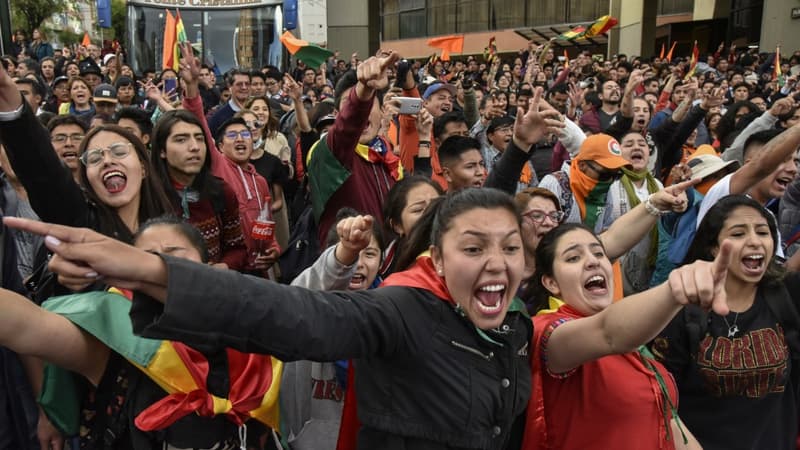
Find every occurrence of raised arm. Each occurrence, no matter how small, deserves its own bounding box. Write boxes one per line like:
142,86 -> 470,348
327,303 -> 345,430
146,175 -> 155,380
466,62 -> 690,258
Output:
284,74 -> 312,133
326,52 -> 400,168
485,88 -> 564,194
177,42 -> 222,166
0,70 -> 88,228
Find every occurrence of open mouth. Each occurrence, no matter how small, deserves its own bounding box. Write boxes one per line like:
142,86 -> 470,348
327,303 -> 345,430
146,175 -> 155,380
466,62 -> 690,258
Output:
61,151 -> 78,161
775,176 -> 792,190
741,254 -> 765,274
583,274 -> 608,295
102,170 -> 127,194
630,151 -> 645,163
474,283 -> 506,315
348,272 -> 370,290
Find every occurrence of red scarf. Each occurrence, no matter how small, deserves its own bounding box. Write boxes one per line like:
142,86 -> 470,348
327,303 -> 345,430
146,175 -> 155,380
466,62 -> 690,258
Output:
336,255 -> 451,450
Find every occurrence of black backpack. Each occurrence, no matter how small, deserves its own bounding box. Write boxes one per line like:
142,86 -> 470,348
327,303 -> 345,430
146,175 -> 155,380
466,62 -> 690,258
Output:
278,203 -> 321,284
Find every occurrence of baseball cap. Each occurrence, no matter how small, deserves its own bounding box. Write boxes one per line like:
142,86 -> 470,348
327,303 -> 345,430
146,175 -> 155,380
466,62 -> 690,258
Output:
79,59 -> 102,77
103,54 -> 116,66
114,76 -> 134,89
686,153 -> 739,180
52,75 -> 69,87
487,116 -> 514,134
576,134 -> 631,169
314,114 -> 336,130
422,82 -> 456,100
93,84 -> 118,103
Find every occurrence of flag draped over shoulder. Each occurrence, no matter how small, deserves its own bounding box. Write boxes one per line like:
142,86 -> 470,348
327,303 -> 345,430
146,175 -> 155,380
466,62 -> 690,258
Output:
427,35 -> 464,61
162,10 -> 177,70
280,31 -> 334,68
39,289 -> 282,433
557,15 -> 617,41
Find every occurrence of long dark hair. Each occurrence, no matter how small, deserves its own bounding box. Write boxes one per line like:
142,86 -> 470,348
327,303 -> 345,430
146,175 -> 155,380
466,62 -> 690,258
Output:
382,175 -> 443,241
395,188 -> 519,271
684,195 -> 783,286
150,110 -> 224,214
525,223 -> 601,312
77,125 -> 172,243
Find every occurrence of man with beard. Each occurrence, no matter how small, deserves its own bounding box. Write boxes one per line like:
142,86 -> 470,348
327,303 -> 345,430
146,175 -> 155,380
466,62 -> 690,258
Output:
579,78 -> 622,134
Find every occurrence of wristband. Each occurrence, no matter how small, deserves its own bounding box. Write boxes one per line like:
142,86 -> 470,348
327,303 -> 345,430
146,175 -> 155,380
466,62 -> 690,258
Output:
644,194 -> 669,216
418,140 -> 431,146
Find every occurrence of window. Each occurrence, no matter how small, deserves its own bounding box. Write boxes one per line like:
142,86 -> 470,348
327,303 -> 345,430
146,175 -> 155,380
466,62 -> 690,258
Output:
428,0 -> 457,35
526,0 -> 563,27
459,0 -> 489,31
127,5 -> 275,75
490,0 -> 523,30
400,9 -> 427,38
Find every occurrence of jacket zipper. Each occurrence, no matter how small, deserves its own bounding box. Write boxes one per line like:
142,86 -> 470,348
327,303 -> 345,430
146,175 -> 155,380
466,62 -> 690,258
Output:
450,340 -> 494,361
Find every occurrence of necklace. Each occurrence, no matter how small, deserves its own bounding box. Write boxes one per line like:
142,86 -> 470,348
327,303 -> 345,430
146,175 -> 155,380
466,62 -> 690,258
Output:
722,312 -> 740,338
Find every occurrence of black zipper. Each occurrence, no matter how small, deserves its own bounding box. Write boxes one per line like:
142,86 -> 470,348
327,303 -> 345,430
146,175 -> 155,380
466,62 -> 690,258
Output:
450,340 -> 494,361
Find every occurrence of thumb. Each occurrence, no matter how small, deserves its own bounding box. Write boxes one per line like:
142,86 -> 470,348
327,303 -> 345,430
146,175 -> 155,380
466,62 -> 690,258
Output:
360,215 -> 375,231
711,240 -> 733,315
379,52 -> 399,71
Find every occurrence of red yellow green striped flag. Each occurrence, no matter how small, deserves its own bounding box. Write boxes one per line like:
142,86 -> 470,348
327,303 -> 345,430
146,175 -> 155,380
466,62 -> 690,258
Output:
39,288 -> 282,433
557,15 -> 618,41
172,10 -> 188,72
684,41 -> 699,80
280,31 -> 334,68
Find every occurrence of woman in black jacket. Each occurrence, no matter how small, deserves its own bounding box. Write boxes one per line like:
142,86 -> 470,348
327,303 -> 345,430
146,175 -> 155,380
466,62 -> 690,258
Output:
10,187 -> 533,450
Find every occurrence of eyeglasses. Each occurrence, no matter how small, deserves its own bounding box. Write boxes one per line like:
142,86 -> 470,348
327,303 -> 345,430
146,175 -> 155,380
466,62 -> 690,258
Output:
79,142 -> 132,166
51,133 -> 85,143
585,160 -> 622,182
224,130 -> 252,140
522,209 -> 565,224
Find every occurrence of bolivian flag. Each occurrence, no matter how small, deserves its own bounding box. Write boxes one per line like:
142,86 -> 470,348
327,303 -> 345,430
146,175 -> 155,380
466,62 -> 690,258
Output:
684,41 -> 699,80
557,15 -> 618,41
774,46 -> 785,87
280,31 -> 334,68
39,288 -> 281,434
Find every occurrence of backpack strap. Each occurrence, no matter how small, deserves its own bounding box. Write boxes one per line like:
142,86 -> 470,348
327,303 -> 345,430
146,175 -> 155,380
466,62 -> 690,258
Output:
551,170 -> 573,219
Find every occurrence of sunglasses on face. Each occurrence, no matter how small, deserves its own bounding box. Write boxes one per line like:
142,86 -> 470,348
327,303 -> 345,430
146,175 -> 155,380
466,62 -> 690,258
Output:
586,160 -> 622,182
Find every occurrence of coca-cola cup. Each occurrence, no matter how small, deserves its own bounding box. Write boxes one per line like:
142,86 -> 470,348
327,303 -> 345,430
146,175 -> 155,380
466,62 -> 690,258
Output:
251,219 -> 276,251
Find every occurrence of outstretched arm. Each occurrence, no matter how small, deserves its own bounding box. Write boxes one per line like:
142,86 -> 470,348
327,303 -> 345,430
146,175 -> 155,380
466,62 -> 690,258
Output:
0,288 -> 109,386
545,240 -> 733,374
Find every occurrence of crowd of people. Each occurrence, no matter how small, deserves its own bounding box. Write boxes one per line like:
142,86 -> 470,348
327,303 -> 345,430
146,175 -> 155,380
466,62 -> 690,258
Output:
0,29 -> 798,450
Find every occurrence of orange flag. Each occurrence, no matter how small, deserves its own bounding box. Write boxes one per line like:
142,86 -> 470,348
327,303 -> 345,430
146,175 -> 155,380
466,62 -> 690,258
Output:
659,43 -> 665,59
427,35 -> 464,61
666,41 -> 677,62
81,32 -> 91,47
162,9 -> 177,70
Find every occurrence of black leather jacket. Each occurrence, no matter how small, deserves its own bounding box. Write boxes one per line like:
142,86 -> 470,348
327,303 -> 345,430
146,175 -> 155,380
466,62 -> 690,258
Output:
131,256 -> 533,450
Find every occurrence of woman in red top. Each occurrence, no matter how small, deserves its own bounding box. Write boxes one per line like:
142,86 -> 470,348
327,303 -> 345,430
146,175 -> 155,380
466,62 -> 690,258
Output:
522,222 -> 720,450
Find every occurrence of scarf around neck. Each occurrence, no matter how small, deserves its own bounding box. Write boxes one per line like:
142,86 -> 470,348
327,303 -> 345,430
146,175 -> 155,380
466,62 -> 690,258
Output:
569,159 -> 612,229
620,168 -> 660,265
